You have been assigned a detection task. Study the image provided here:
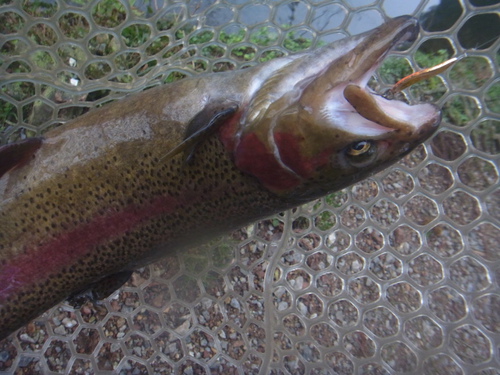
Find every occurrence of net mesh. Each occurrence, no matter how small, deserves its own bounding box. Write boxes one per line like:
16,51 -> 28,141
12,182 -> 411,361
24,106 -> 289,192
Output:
0,0 -> 499,374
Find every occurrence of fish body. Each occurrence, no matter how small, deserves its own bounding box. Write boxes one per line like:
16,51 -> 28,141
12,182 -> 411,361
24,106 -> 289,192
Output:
0,16 -> 440,340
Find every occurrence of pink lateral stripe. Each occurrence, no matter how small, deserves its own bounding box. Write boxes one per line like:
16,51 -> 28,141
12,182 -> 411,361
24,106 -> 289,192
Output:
0,195 -> 179,302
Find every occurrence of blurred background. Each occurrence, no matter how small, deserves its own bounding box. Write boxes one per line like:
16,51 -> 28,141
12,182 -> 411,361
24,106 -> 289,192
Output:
0,0 -> 499,374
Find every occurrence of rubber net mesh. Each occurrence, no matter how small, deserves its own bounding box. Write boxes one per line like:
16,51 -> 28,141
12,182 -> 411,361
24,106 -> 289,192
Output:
0,0 -> 499,374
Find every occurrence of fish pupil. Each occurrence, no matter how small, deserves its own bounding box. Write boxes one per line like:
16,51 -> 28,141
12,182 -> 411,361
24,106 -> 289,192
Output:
348,141 -> 371,156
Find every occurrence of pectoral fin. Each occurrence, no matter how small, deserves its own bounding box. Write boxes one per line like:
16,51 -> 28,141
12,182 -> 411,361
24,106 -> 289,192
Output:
0,137 -> 43,179
162,99 -> 238,163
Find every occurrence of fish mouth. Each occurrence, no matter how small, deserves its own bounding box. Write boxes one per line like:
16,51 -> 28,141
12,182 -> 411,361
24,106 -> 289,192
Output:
312,16 -> 441,142
341,16 -> 441,141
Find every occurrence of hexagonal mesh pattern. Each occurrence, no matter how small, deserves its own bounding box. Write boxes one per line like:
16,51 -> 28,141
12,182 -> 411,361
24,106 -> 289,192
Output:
1,0 -> 499,374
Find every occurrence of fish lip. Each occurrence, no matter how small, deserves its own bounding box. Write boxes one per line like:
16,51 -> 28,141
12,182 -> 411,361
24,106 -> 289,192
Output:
350,20 -> 418,86
311,17 -> 422,99
359,16 -> 420,84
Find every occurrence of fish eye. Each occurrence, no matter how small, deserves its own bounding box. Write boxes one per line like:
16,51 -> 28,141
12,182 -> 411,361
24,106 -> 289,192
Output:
347,141 -> 372,156
344,140 -> 377,168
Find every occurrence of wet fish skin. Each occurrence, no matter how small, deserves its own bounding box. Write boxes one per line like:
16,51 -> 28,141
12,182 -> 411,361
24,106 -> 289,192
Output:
0,16 -> 440,340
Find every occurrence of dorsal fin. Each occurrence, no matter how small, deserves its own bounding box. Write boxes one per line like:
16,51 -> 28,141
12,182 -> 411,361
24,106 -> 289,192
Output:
161,99 -> 238,163
0,137 -> 43,179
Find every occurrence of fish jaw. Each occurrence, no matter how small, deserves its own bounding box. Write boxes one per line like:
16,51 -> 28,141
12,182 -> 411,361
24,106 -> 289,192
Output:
230,16 -> 441,197
301,15 -> 438,146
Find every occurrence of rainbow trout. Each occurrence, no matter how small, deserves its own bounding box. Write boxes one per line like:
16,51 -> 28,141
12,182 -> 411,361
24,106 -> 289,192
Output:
0,16 -> 441,340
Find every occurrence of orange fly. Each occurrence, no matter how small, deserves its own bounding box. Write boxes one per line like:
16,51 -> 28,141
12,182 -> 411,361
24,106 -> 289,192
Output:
384,56 -> 461,98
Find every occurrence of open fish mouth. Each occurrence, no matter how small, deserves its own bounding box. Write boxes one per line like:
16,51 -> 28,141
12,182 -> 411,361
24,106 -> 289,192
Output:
334,16 -> 445,141
296,16 -> 446,144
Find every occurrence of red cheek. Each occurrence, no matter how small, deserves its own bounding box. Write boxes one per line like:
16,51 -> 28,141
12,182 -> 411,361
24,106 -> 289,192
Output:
219,124 -> 332,193
233,133 -> 301,192
274,132 -> 331,178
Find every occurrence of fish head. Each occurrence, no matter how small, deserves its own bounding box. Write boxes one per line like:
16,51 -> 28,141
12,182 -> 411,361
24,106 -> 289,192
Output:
231,16 -> 441,201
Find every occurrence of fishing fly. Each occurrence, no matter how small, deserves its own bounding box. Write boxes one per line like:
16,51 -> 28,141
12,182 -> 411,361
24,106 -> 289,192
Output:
383,56 -> 462,99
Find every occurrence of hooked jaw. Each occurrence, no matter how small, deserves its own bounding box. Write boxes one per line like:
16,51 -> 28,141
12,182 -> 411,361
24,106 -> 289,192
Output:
341,84 -> 441,141
306,16 -> 441,143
